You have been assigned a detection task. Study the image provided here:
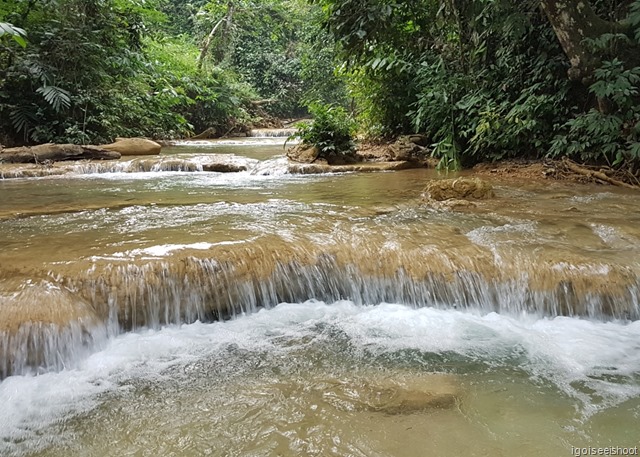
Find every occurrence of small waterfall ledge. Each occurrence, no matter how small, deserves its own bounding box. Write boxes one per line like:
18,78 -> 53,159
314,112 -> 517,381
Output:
1,240 -> 638,378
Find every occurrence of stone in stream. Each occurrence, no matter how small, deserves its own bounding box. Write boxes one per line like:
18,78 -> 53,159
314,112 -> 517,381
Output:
202,162 -> 248,173
286,144 -> 320,163
425,177 -> 494,201
102,138 -> 162,156
317,374 -> 460,415
288,161 -> 418,174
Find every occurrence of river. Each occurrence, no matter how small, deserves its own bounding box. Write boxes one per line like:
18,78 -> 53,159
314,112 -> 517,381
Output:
0,138 -> 639,456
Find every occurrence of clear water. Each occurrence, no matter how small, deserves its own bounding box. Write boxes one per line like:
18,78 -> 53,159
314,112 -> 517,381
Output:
0,139 -> 639,456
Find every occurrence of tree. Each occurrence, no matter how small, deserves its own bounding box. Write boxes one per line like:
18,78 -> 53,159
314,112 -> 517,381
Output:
312,0 -> 640,170
540,0 -> 634,83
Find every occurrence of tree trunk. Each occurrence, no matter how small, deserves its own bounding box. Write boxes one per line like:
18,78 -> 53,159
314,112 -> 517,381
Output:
196,2 -> 235,71
539,0 -> 628,82
0,144 -> 120,163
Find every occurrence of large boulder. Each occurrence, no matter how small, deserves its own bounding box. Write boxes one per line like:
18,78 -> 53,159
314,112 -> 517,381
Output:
0,143 -> 120,163
425,177 -> 494,201
102,138 -> 161,156
390,135 -> 428,162
286,144 -> 320,163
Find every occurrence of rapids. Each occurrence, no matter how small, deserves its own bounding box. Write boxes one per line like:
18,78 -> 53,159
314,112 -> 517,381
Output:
0,137 -> 639,456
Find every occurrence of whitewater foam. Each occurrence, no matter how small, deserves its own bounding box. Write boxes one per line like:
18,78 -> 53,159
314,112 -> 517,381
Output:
1,302 -> 638,456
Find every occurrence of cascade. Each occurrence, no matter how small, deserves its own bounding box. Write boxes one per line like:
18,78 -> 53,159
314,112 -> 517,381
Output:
1,237 -> 638,377
1,141 -> 639,455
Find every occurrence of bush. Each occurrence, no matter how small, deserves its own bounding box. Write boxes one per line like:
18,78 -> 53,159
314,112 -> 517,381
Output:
293,102 -> 356,159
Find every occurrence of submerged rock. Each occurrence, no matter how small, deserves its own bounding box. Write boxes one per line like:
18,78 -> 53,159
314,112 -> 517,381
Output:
425,177 -> 494,201
202,163 -> 247,173
320,374 -> 460,415
102,138 -> 162,156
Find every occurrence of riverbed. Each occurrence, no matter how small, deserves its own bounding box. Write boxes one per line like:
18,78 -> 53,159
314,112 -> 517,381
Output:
0,139 -> 638,456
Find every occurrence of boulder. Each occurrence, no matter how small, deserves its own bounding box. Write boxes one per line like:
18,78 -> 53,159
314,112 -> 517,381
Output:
102,138 -> 161,156
286,144 -> 320,163
425,177 -> 494,201
0,143 -> 120,163
407,134 -> 429,147
390,136 -> 428,162
202,163 -> 248,173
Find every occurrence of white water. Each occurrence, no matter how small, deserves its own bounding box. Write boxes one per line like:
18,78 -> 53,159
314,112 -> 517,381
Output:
1,301 -> 639,456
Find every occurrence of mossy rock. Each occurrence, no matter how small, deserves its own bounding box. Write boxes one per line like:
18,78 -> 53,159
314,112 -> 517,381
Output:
425,177 -> 494,201
286,144 -> 320,163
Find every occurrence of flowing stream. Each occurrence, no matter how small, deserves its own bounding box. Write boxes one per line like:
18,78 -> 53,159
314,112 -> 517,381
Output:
0,138 -> 639,456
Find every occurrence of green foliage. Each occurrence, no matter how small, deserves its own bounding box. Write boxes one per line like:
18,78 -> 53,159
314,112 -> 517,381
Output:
194,0 -> 346,118
293,102 -> 356,158
317,0 -> 640,170
0,22 -> 27,47
550,59 -> 640,165
0,0 -> 255,145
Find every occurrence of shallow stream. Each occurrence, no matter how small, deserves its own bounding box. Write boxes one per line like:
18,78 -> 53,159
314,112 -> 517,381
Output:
0,139 -> 638,456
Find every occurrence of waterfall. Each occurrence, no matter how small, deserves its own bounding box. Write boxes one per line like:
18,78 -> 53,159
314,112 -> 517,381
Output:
1,240 -> 638,378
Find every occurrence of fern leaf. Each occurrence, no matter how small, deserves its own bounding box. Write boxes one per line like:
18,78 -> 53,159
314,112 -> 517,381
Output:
9,106 -> 37,136
36,85 -> 71,112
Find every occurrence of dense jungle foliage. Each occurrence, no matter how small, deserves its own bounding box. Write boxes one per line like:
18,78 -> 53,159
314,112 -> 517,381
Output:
0,0 -> 344,145
2,0 -> 640,170
314,0 -> 640,169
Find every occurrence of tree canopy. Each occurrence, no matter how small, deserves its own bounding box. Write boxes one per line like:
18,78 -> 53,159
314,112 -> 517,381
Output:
313,0 -> 640,169
2,0 -> 640,171
0,0 -> 343,145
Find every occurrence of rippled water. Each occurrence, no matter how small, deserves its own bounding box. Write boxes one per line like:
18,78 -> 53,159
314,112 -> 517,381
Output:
0,139 -> 639,456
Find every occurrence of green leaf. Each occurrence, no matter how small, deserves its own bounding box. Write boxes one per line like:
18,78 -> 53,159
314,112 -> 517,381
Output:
36,86 -> 72,112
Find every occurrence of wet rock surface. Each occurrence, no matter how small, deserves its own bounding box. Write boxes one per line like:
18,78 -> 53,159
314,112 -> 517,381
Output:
425,177 -> 494,201
102,138 -> 162,156
202,162 -> 248,173
286,144 -> 320,163
318,374 -> 460,415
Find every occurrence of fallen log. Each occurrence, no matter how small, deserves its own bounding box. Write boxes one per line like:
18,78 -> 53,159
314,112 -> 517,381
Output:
562,158 -> 639,190
0,143 -> 120,164
190,127 -> 217,140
